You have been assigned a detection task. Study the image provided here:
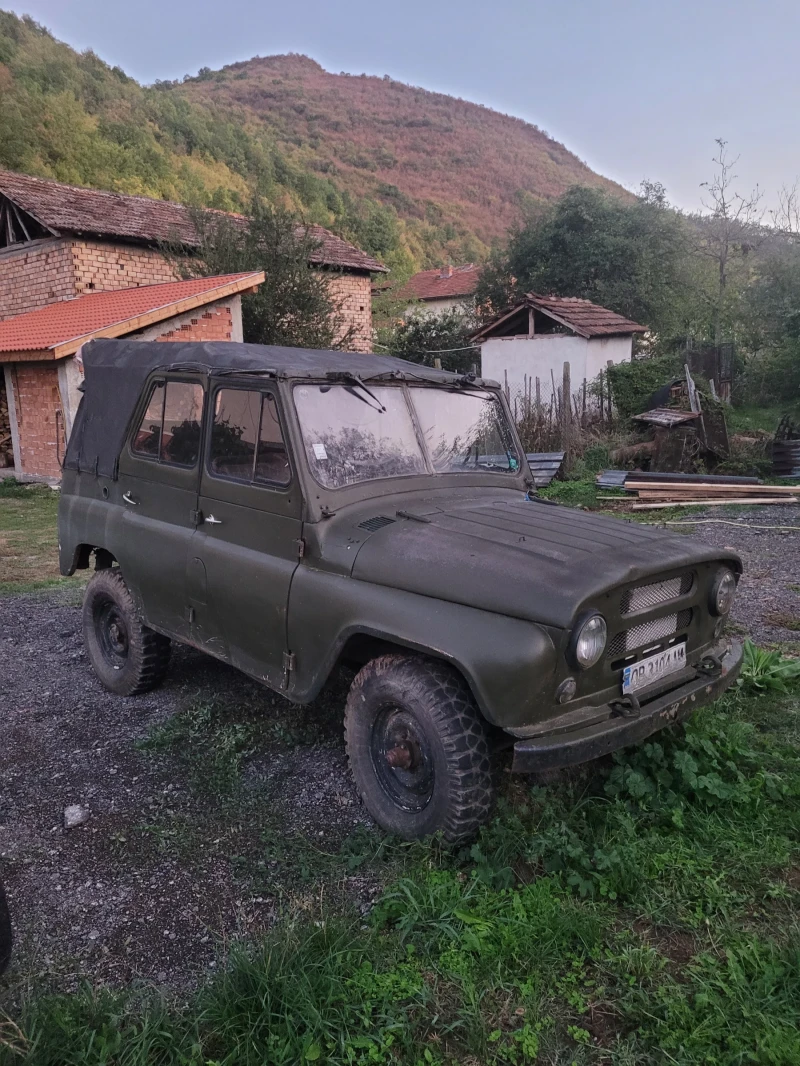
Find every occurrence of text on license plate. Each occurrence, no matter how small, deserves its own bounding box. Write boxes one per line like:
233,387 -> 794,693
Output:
622,643 -> 687,695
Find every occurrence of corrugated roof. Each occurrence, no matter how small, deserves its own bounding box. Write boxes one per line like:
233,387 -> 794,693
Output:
393,264 -> 480,302
0,170 -> 387,273
472,292 -> 647,340
0,272 -> 263,359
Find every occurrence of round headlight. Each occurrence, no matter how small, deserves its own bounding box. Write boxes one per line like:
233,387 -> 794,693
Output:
572,613 -> 607,669
710,569 -> 736,616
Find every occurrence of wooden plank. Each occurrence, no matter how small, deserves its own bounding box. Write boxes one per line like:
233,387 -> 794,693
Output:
632,498 -> 799,511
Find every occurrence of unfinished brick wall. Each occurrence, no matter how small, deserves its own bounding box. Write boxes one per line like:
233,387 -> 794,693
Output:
10,362 -> 64,478
0,240 -> 77,321
71,240 -> 180,296
326,272 -> 373,352
154,303 -> 233,343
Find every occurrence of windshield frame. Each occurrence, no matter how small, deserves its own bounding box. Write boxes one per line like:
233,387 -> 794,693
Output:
292,379 -> 526,493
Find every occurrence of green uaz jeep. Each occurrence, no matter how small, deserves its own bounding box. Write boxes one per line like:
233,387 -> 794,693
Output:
59,340 -> 743,840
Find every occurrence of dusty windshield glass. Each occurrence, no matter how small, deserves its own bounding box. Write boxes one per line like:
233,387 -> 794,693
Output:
411,388 -> 520,474
295,383 -> 520,489
293,384 -> 426,489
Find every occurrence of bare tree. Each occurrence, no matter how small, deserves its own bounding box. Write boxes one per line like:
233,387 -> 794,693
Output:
693,139 -> 764,343
771,181 -> 800,237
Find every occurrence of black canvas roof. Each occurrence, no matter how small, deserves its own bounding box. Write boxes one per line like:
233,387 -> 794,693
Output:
65,339 -> 494,479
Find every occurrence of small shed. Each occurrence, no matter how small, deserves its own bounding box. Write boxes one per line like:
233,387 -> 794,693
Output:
472,293 -> 646,402
0,271 -> 263,479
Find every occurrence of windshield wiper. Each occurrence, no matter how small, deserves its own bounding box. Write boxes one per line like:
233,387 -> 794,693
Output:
343,374 -> 386,413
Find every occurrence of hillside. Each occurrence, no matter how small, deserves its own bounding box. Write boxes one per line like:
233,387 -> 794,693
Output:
176,54 -> 627,259
0,11 -> 626,275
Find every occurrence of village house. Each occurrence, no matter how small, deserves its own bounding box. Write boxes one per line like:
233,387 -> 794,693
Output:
391,264 -> 479,317
0,273 -> 265,478
0,169 -> 386,479
471,292 -> 646,399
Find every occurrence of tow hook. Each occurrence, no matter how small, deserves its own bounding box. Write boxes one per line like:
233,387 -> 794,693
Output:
697,655 -> 723,677
610,694 -> 641,719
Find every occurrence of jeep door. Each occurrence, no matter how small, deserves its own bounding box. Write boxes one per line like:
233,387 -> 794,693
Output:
116,374 -> 204,637
194,383 -> 300,688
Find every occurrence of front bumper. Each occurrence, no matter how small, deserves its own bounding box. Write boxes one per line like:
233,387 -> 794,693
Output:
511,641 -> 743,774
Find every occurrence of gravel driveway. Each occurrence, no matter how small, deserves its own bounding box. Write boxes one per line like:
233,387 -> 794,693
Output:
1,505 -> 799,995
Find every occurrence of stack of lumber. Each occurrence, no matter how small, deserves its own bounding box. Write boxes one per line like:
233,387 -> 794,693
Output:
0,383 -> 13,468
596,470 -> 800,510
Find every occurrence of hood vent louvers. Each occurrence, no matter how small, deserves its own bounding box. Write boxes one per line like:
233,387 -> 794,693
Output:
358,515 -> 396,533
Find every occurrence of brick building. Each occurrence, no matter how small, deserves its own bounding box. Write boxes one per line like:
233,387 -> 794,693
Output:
0,169 -> 386,478
0,272 -> 263,478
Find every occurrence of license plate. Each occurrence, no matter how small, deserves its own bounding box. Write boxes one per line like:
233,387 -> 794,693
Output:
622,643 -> 687,695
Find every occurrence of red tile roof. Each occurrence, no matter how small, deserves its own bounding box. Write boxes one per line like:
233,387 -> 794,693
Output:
0,170 -> 386,273
472,292 -> 647,340
0,273 -> 263,360
393,264 -> 480,302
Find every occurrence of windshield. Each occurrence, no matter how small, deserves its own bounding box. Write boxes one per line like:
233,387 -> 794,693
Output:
293,383 -> 520,490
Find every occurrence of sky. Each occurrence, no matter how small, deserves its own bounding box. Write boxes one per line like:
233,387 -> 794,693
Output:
10,0 -> 800,213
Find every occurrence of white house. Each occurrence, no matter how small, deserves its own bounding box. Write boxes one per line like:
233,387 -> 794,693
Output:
472,293 -> 646,398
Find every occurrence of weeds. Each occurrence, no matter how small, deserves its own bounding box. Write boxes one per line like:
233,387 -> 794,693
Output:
739,639 -> 800,694
3,666 -> 800,1064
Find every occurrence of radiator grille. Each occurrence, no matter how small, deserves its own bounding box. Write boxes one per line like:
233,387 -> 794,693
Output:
621,573 -> 693,615
609,608 -> 692,658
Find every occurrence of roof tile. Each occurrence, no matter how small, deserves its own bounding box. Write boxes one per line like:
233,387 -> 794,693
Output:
393,264 -> 479,302
0,170 -> 386,273
0,273 -> 262,354
473,292 -> 647,339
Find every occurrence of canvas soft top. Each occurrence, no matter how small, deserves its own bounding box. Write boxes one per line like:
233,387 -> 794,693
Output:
64,339 -> 494,479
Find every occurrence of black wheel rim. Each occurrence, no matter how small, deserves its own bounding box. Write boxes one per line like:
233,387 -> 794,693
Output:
95,597 -> 130,670
370,706 -> 434,812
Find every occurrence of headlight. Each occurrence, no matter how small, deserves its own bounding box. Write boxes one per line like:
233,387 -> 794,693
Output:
570,613 -> 607,669
710,569 -> 736,616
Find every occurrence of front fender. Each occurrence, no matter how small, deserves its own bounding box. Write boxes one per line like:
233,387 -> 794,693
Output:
287,567 -> 559,731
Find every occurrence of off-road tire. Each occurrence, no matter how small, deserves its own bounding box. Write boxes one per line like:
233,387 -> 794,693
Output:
344,654 -> 493,841
0,879 -> 11,976
82,569 -> 171,696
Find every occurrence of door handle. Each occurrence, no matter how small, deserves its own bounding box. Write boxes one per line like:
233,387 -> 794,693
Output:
122,491 -> 139,506
204,514 -> 222,525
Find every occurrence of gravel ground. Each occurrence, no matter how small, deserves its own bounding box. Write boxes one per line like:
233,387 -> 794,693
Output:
1,505 -> 799,996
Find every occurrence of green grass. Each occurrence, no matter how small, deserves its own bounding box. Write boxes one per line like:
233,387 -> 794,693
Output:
0,480 -> 79,595
726,404 -> 800,436
3,664 -> 799,1065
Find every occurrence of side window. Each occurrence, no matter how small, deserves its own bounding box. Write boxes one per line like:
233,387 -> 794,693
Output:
131,380 -> 204,467
209,388 -> 290,486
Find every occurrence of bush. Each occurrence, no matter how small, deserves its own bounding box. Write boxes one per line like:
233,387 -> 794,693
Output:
607,354 -> 682,420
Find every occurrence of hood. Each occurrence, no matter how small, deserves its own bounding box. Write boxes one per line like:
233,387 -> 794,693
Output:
351,497 -> 740,629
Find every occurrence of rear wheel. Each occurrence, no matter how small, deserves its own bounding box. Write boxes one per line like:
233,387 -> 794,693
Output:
344,655 -> 493,841
82,570 -> 170,696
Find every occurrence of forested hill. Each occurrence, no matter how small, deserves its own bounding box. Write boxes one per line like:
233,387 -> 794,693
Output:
0,11 -> 626,275
175,54 -> 627,257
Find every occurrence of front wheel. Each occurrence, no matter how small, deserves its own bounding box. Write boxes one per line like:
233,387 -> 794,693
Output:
82,569 -> 171,696
344,655 -> 493,841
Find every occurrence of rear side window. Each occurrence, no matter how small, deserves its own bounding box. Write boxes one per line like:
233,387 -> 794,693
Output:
132,380 -> 204,467
209,388 -> 290,486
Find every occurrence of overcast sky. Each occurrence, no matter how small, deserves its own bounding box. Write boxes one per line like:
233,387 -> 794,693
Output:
11,0 -> 800,212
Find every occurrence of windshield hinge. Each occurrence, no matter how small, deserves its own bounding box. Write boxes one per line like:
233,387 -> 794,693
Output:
296,538 -> 306,560
189,509 -> 202,527
282,651 -> 296,689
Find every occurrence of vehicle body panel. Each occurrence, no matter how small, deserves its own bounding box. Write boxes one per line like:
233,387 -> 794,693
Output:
59,340 -> 743,759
